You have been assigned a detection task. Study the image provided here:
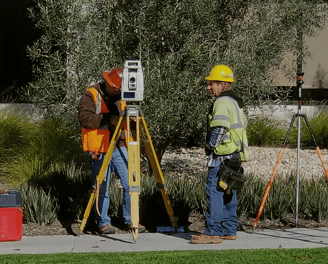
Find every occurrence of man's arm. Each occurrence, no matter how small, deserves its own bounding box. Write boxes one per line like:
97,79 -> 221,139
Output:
78,91 -> 111,129
205,126 -> 228,155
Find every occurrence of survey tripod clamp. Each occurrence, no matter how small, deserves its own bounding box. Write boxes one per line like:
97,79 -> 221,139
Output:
79,104 -> 178,242
254,72 -> 328,228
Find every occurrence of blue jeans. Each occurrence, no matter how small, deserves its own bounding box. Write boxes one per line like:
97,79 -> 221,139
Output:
205,162 -> 238,236
88,147 -> 131,228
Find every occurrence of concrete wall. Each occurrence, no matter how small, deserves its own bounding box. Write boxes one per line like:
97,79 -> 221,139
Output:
249,104 -> 328,123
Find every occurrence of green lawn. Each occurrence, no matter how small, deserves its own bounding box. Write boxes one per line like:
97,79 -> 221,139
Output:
1,248 -> 328,264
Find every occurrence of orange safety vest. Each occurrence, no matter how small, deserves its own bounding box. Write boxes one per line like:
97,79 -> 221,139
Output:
82,87 -> 110,153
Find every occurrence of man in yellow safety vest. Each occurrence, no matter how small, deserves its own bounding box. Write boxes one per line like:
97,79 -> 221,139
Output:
191,65 -> 249,244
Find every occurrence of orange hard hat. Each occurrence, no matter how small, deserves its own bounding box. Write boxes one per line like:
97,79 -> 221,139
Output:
103,68 -> 123,89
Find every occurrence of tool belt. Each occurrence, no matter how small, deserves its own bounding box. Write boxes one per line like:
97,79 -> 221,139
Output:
217,157 -> 245,193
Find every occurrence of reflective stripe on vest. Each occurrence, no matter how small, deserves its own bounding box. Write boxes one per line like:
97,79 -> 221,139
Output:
82,87 -> 110,153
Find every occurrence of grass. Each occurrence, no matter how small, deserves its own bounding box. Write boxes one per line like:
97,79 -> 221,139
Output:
1,248 -> 328,263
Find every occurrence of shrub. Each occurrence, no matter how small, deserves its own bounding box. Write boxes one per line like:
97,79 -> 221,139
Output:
247,117 -> 286,146
263,176 -> 294,221
27,162 -> 93,223
4,115 -> 88,184
308,177 -> 328,222
0,110 -> 35,164
237,173 -> 266,217
19,183 -> 57,225
140,171 -> 207,229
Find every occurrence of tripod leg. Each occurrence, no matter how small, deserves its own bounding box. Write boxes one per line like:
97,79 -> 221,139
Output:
316,147 -> 328,180
127,115 -> 141,243
254,114 -> 297,227
79,116 -> 125,232
302,115 -> 328,179
254,148 -> 285,227
140,117 -> 178,230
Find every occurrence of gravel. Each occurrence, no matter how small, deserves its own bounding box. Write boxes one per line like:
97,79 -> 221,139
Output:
161,146 -> 328,180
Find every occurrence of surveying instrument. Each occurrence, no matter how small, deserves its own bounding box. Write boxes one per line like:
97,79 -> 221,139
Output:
79,60 -> 178,242
254,72 -> 328,228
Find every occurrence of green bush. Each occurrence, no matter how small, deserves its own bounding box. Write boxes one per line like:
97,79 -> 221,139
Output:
108,174 -> 125,220
0,110 -> 35,164
4,115 -> 88,184
139,171 -> 207,229
289,107 -> 328,148
247,117 -> 286,146
307,177 -> 328,222
237,173 -> 266,217
264,176 -> 294,221
27,162 -> 93,223
19,183 -> 57,225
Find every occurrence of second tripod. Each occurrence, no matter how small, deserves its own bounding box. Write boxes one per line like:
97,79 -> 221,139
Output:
254,73 -> 328,227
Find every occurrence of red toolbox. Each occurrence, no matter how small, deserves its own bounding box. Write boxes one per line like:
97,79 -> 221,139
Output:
0,190 -> 23,242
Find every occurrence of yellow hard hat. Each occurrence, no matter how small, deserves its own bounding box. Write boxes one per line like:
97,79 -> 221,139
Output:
206,65 -> 234,83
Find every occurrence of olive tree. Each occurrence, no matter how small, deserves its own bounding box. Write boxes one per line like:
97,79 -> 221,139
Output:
25,0 -> 328,160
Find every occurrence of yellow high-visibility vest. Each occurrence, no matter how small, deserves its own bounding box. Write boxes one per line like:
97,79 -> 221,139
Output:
208,96 -> 249,161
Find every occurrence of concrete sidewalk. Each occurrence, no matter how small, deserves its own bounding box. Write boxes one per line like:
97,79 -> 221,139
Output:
1,228 -> 328,255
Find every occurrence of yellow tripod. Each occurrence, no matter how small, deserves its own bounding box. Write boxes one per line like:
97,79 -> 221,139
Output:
79,105 -> 178,242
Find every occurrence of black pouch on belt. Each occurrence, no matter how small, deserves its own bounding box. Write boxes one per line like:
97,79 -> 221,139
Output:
217,156 -> 245,192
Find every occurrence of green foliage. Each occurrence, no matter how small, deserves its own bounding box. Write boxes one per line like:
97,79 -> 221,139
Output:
108,174 -> 124,219
289,106 -> 328,148
248,106 -> 328,148
239,173 -> 328,223
3,115 -> 87,184
25,0 -> 328,158
139,172 -> 207,228
237,173 -> 266,217
247,116 -> 286,146
168,173 -> 207,225
19,182 -> 57,225
307,177 -> 328,222
27,162 -> 93,222
264,176 -> 294,221
0,110 -> 35,164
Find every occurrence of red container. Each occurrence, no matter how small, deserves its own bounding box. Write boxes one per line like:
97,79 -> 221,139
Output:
0,190 -> 23,242
0,207 -> 23,241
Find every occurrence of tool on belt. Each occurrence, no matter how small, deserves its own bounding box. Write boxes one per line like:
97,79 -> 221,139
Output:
217,158 -> 245,193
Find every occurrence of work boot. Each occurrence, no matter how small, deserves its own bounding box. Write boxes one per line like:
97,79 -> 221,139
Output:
190,234 -> 222,244
223,235 -> 237,240
125,223 -> 146,233
98,224 -> 115,234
